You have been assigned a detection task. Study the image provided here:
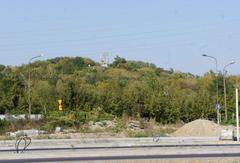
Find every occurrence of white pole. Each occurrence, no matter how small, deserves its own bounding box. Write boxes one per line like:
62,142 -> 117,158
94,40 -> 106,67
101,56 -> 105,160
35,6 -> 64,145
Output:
236,88 -> 239,141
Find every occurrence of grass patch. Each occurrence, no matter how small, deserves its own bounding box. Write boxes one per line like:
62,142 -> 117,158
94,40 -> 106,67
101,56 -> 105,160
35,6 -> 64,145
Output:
126,127 -> 176,138
0,135 -> 15,140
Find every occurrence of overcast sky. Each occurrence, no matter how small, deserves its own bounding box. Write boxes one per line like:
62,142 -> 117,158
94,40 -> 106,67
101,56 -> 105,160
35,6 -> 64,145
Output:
0,0 -> 240,75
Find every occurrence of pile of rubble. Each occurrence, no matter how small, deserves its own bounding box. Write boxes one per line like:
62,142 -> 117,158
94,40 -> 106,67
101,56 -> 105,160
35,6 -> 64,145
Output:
127,120 -> 148,130
7,129 -> 47,137
88,120 -> 117,130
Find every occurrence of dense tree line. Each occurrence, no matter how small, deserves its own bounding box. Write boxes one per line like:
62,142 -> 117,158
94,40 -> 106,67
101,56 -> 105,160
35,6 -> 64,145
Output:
0,56 -> 238,129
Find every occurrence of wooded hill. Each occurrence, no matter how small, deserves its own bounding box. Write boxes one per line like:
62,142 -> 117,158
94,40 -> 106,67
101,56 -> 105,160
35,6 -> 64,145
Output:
0,56 -> 239,130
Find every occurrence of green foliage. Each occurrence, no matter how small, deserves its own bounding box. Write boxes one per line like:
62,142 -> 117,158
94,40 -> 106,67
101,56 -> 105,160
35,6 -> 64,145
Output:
0,56 -> 238,130
87,107 -> 114,122
0,65 -> 5,72
43,111 -> 76,131
0,120 -> 8,133
222,119 -> 236,125
111,56 -> 127,68
126,127 -> 174,138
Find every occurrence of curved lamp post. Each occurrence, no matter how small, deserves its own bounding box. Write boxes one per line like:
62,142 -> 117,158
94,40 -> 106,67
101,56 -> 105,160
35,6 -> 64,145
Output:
28,54 -> 43,119
223,61 -> 235,121
202,54 -> 220,124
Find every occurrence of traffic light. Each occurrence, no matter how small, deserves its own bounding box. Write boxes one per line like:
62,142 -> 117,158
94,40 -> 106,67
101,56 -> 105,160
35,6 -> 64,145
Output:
58,99 -> 63,111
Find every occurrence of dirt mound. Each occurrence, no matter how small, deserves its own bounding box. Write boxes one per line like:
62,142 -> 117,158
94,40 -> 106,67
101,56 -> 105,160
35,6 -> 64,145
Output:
173,119 -> 221,137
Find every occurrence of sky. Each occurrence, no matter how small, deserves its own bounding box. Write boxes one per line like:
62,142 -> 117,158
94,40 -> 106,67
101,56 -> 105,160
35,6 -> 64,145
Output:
0,0 -> 240,75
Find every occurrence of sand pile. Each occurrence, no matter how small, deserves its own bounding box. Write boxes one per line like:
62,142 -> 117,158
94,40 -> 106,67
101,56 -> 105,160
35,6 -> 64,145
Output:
173,119 -> 221,137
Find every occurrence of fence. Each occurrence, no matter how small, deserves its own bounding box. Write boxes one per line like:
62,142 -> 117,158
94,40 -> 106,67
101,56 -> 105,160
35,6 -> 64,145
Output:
0,114 -> 43,121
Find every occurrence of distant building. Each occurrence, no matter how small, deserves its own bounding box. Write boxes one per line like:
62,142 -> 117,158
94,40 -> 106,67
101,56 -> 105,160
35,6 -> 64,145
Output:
100,52 -> 109,67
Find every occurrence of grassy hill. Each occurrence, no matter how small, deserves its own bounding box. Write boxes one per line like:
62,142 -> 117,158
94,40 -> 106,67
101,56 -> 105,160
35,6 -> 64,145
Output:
0,56 -> 238,132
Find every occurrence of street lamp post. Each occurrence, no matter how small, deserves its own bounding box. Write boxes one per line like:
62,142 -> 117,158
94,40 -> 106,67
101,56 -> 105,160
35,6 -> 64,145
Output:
223,61 -> 235,121
202,54 -> 220,124
28,54 -> 43,119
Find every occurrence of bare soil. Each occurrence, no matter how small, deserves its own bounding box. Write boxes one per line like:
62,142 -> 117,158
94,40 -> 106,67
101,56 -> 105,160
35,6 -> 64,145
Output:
172,119 -> 221,137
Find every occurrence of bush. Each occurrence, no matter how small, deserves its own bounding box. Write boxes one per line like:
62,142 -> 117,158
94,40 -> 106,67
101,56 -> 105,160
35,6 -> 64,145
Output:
97,112 -> 114,121
87,107 -> 114,122
0,119 -> 9,134
0,120 -> 8,129
222,119 -> 236,125
43,111 -> 76,131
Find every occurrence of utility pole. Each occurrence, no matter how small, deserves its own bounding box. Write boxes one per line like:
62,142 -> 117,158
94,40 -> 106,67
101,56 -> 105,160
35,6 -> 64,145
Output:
202,54 -> 220,124
236,88 -> 239,141
28,54 -> 43,119
223,61 -> 235,121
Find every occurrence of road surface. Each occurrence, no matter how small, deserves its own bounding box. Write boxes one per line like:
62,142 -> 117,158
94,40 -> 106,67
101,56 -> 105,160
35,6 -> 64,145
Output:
1,143 -> 240,162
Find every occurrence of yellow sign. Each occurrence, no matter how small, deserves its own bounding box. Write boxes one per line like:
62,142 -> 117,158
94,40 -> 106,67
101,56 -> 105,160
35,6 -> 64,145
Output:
58,99 -> 63,111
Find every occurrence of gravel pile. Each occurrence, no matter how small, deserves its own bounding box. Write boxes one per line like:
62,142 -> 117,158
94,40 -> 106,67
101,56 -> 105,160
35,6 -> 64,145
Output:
173,119 -> 221,137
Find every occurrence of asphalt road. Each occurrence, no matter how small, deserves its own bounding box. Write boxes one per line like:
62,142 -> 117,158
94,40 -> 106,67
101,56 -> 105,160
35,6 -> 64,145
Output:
1,143 -> 240,152
1,152 -> 240,163
1,144 -> 240,163
1,137 -> 240,163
